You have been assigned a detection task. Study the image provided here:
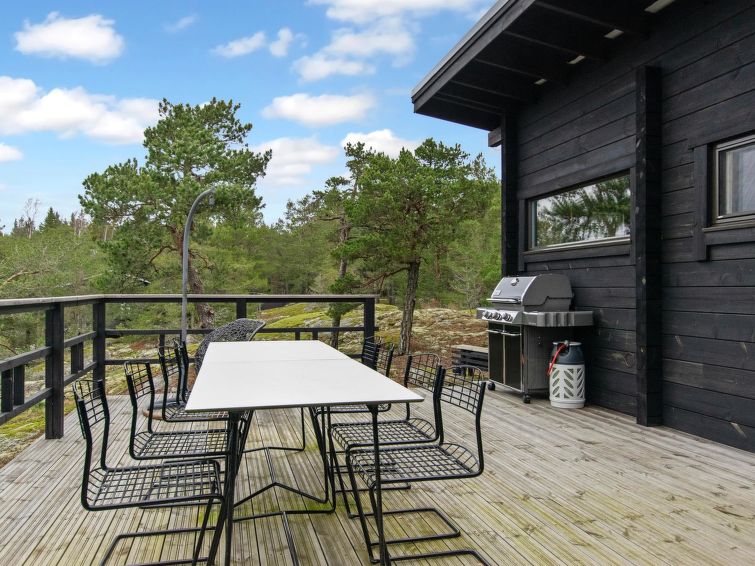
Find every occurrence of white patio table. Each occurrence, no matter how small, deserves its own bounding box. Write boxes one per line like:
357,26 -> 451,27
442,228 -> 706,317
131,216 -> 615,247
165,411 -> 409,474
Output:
185,340 -> 422,565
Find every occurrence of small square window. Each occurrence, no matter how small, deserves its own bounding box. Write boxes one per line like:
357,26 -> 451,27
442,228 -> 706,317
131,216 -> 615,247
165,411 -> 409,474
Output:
713,134 -> 755,223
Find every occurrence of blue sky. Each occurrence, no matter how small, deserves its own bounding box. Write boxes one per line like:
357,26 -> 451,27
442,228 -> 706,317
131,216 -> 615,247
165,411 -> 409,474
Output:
0,1 -> 499,227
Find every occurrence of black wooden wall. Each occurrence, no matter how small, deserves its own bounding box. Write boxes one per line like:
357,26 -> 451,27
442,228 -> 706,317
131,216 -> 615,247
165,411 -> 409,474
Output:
508,0 -> 755,450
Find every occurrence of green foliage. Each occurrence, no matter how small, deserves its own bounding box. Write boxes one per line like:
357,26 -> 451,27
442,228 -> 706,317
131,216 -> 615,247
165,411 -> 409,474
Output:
534,176 -> 630,247
39,207 -> 65,231
80,98 -> 270,295
342,138 -> 498,352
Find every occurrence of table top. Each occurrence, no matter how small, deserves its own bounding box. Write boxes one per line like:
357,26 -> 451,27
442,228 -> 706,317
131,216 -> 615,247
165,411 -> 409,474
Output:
200,340 -> 351,363
185,340 -> 422,412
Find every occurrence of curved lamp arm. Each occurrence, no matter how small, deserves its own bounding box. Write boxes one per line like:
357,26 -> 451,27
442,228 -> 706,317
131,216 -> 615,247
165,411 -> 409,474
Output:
181,188 -> 216,343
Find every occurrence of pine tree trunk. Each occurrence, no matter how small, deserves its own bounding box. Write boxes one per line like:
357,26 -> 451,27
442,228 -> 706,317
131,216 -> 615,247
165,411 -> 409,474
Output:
399,261 -> 420,355
172,229 -> 214,329
329,312 -> 342,348
329,219 -> 350,349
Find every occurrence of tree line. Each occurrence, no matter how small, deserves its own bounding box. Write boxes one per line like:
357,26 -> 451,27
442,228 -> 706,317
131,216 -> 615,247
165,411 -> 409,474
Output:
1,99 -> 502,355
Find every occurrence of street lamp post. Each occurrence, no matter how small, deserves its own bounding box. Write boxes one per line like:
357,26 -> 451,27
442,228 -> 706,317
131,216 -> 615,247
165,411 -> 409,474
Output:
181,188 -> 216,344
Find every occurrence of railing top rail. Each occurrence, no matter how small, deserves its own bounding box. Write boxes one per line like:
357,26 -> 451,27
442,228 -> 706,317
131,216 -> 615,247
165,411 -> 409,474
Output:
0,295 -> 105,310
102,293 -> 379,303
0,293 -> 379,312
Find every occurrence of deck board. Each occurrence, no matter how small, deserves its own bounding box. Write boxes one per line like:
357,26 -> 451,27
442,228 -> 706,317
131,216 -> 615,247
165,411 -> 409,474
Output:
0,390 -> 754,565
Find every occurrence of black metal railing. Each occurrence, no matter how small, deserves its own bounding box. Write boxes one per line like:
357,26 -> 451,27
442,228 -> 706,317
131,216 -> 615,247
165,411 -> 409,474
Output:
0,294 -> 377,439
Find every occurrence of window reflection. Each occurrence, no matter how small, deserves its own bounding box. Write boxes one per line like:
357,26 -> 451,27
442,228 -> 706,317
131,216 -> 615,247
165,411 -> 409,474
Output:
529,174 -> 631,249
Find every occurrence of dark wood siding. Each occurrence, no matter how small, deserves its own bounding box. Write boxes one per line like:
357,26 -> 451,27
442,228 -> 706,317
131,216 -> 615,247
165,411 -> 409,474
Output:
516,58 -> 637,417
508,0 -> 755,449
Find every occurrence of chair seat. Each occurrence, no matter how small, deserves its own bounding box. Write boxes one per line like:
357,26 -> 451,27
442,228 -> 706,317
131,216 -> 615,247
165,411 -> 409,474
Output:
332,418 -> 435,449
164,402 -> 227,422
87,459 -> 221,509
348,443 -> 478,487
318,403 -> 390,416
132,429 -> 229,459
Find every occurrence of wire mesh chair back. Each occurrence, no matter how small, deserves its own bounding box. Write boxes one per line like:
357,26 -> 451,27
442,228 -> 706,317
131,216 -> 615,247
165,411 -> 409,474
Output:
73,378 -> 109,440
124,361 -> 155,402
194,318 -> 266,372
376,342 -> 394,376
172,339 -> 191,400
442,366 -> 487,415
157,345 -> 180,403
73,378 -> 112,474
360,338 -> 382,370
404,353 -> 442,393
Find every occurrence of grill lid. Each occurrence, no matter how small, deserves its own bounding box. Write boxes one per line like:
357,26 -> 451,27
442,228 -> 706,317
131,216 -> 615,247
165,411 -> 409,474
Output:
490,274 -> 572,309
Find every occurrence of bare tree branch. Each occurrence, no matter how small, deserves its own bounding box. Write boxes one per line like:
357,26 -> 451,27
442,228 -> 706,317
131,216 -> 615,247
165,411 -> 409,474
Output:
0,269 -> 41,288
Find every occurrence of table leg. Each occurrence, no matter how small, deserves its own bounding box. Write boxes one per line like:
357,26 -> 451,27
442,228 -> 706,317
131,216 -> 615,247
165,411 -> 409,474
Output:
208,411 -> 240,565
225,412 -> 239,564
370,404 -> 390,565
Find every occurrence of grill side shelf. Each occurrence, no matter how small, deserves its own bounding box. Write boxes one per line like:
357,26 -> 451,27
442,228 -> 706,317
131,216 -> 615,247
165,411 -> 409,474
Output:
523,311 -> 594,327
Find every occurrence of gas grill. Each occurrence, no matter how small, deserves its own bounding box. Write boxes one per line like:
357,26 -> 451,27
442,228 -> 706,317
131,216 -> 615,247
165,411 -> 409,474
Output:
477,274 -> 593,402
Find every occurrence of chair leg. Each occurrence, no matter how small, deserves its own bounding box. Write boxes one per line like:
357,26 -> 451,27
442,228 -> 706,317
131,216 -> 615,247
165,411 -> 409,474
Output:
192,498 -> 216,564
388,548 -> 491,564
365,506 -> 460,545
330,452 -> 411,519
360,497 -> 493,565
100,525 -> 216,566
346,455 -> 379,564
243,407 -> 306,454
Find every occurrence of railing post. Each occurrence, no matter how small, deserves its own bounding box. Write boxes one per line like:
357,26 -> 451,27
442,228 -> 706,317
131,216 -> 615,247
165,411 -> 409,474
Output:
364,297 -> 376,342
71,343 -> 84,375
1,370 -> 12,413
93,301 -> 106,384
236,299 -> 247,320
45,303 -> 65,439
13,366 -> 25,405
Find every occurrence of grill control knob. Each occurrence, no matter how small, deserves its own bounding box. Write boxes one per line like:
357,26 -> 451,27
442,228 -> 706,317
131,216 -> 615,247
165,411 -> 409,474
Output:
503,313 -> 513,322
494,312 -> 503,320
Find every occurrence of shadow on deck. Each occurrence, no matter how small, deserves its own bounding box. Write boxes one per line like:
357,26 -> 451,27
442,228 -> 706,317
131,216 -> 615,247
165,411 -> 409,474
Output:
0,389 -> 754,565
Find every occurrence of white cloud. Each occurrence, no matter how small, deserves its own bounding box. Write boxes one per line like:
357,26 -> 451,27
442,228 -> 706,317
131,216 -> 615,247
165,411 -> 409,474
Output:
326,19 -> 413,60
310,0 -> 485,24
293,17 -> 414,82
341,129 -> 418,157
262,93 -> 375,127
251,137 -> 340,186
293,54 -> 374,82
0,76 -> 159,144
165,15 -> 198,33
0,144 -> 23,162
214,28 -> 300,58
269,28 -> 294,57
14,12 -> 124,64
212,31 -> 267,58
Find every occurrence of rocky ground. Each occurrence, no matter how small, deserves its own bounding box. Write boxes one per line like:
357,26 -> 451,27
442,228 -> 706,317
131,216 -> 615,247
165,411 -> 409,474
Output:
0,303 -> 487,467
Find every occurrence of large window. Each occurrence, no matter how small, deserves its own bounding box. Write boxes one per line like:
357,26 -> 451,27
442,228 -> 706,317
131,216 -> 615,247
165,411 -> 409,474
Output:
528,174 -> 631,249
713,134 -> 755,223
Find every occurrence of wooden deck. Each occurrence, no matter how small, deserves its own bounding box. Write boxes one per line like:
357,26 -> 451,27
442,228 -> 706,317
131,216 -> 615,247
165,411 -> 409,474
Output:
0,389 -> 754,565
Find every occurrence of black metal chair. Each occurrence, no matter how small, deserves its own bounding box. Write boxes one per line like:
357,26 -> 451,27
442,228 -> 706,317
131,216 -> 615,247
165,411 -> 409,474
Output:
175,333 -> 307,455
124,361 -> 230,461
346,366 -> 490,564
156,345 -> 228,423
329,353 -> 444,515
72,378 -> 224,565
174,338 -> 192,402
194,318 -> 266,373
318,338 -> 395,417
